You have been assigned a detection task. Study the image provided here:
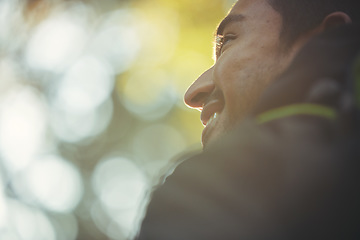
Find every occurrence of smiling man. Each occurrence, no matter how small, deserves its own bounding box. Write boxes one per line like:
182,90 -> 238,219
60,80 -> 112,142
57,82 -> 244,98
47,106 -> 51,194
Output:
184,0 -> 307,147
137,0 -> 360,239
184,0 -> 354,147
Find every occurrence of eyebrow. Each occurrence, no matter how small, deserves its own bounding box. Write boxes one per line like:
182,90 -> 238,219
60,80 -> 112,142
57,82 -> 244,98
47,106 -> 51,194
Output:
213,14 -> 245,60
216,14 -> 245,36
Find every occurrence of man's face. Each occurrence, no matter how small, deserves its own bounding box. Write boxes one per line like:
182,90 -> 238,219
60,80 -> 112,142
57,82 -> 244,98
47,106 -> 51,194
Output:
184,0 -> 304,147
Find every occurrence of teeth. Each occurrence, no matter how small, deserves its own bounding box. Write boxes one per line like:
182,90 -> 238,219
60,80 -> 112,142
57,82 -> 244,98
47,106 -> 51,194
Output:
207,112 -> 217,126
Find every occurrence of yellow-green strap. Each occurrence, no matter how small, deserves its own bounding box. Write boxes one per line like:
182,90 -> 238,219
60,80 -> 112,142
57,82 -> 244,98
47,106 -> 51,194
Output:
256,103 -> 336,124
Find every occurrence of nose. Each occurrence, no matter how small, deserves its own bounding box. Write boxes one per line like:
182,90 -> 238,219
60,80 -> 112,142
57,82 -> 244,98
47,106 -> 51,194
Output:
184,68 -> 215,109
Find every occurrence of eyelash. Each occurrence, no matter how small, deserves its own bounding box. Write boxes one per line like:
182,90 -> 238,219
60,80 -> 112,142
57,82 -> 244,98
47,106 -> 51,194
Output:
215,34 -> 236,58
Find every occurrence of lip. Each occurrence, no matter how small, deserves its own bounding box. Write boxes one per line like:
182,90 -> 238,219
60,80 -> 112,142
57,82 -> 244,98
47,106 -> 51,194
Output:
200,100 -> 224,126
201,120 -> 214,147
200,100 -> 224,146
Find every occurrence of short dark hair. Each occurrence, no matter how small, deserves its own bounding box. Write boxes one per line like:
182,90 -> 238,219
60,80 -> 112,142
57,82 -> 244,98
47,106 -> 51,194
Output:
268,0 -> 360,48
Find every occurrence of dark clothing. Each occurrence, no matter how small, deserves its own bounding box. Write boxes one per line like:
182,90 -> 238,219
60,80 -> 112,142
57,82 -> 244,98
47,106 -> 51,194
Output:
137,25 -> 360,240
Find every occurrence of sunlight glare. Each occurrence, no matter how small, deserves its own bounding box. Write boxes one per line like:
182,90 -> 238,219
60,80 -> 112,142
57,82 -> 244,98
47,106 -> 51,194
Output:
25,10 -> 88,72
51,98 -> 113,143
92,156 -> 148,240
91,10 -> 140,73
0,59 -> 20,95
55,56 -> 114,113
121,69 -> 177,120
0,174 -> 7,229
0,87 -> 48,173
0,0 -> 25,53
51,213 -> 78,240
92,156 -> 147,210
24,155 -> 83,213
132,124 -> 186,177
7,199 -> 56,240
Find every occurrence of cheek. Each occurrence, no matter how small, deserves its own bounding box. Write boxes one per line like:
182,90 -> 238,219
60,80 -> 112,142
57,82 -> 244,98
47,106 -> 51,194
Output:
214,51 -> 264,100
212,42 -> 290,115
213,52 -> 251,87
214,56 -> 281,119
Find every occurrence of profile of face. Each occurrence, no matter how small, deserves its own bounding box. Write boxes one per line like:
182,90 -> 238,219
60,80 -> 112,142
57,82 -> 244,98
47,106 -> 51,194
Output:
184,0 -> 306,147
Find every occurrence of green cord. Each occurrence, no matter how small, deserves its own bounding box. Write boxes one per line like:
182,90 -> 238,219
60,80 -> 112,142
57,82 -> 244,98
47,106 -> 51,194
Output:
256,103 -> 336,124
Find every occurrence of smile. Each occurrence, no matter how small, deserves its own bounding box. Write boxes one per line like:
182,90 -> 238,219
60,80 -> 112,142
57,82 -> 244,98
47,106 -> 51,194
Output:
200,99 -> 224,126
199,96 -> 224,146
206,112 -> 218,126
201,111 -> 220,147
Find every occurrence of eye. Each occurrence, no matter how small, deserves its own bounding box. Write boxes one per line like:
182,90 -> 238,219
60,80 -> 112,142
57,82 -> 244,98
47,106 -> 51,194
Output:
215,34 -> 237,58
222,34 -> 236,46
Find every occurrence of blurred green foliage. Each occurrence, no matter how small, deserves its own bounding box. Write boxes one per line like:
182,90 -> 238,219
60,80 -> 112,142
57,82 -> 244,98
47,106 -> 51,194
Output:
0,0 -> 234,239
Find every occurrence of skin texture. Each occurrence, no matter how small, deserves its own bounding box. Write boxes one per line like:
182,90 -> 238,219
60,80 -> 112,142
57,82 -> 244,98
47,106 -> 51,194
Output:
184,0 -> 308,147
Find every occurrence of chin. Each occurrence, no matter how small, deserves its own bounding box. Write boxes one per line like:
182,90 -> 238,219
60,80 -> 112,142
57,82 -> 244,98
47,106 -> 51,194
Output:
202,128 -> 222,150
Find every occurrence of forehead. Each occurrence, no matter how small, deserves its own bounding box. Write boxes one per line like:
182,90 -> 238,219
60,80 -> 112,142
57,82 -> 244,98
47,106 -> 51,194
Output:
214,0 -> 284,58
230,0 -> 272,14
217,0 -> 282,35
226,0 -> 281,24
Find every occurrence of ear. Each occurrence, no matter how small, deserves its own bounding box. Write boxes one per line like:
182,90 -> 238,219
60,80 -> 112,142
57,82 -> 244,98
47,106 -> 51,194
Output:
321,12 -> 352,30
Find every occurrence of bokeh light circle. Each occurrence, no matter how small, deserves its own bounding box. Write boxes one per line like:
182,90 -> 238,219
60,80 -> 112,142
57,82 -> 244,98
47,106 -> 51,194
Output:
24,155 -> 83,213
25,4 -> 90,72
92,156 -> 148,239
92,156 -> 147,210
0,86 -> 48,173
4,199 -> 56,240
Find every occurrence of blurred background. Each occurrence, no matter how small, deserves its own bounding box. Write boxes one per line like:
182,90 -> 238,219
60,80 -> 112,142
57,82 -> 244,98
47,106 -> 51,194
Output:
0,0 -> 235,239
